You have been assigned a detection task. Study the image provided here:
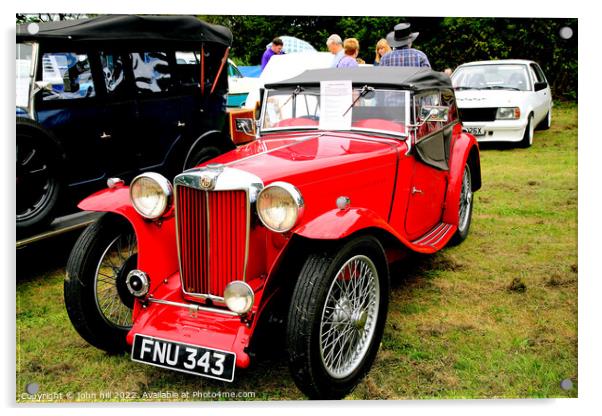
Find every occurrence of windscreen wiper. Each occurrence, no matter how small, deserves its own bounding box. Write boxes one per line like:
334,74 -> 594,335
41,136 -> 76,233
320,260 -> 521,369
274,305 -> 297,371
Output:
482,85 -> 521,91
342,85 -> 374,117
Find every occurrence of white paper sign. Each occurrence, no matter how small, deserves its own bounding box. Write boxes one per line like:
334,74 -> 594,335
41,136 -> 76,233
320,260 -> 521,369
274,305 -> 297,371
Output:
319,80 -> 352,130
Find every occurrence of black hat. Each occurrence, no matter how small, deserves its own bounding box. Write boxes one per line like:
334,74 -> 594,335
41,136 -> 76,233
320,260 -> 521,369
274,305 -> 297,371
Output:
386,22 -> 419,48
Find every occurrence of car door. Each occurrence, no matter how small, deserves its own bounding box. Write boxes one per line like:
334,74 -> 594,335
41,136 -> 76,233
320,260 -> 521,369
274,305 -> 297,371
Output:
404,91 -> 450,240
95,51 -> 140,179
35,49 -> 108,186
531,63 -> 552,120
529,63 -> 550,123
131,50 -> 187,171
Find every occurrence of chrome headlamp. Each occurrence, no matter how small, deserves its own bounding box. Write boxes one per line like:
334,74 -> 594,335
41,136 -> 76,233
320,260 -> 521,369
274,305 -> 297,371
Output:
256,182 -> 304,233
223,281 -> 254,314
130,172 -> 173,220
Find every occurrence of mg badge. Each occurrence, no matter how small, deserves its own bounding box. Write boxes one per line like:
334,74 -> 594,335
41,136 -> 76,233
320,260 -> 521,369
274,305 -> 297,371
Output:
200,175 -> 214,190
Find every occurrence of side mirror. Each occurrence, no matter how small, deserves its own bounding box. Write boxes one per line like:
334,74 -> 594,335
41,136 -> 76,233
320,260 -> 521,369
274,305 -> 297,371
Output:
229,109 -> 257,145
32,81 -> 53,95
420,105 -> 450,123
534,81 -> 548,92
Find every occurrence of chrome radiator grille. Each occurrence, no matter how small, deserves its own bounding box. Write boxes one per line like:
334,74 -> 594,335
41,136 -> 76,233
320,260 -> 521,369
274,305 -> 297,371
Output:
176,185 -> 248,299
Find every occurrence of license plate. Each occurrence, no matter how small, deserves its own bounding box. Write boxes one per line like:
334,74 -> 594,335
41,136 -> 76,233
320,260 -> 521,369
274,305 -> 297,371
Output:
131,334 -> 236,382
465,127 -> 485,136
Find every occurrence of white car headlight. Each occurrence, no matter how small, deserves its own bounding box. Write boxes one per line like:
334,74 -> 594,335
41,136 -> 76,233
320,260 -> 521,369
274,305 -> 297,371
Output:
223,281 -> 254,314
496,107 -> 521,120
256,182 -> 304,233
130,172 -> 173,219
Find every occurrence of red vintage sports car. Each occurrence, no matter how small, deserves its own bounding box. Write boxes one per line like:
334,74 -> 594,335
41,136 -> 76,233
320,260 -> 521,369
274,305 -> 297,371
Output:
64,67 -> 481,399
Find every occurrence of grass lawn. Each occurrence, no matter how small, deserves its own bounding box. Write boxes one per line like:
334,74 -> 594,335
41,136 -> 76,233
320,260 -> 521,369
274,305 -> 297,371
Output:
16,101 -> 578,402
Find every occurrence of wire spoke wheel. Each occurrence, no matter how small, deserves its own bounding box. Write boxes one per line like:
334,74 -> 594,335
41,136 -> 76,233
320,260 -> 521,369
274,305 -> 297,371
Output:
319,255 -> 380,379
458,166 -> 473,233
93,231 -> 137,329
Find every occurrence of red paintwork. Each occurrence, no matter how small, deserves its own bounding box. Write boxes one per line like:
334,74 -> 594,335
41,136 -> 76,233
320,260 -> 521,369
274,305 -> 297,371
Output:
79,114 -> 479,372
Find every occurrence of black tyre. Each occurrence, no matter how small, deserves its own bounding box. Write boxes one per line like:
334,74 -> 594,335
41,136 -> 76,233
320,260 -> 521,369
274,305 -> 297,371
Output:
183,145 -> 221,171
449,163 -> 474,246
536,108 -> 552,130
16,133 -> 61,234
64,214 -> 138,353
518,114 -> 534,148
286,236 -> 390,399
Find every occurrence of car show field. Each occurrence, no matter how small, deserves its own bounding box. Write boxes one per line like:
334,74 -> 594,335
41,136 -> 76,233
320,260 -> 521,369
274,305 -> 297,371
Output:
16,101 -> 577,401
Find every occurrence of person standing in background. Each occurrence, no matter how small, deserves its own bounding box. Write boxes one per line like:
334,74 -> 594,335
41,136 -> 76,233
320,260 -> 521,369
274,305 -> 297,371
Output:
373,38 -> 391,66
326,34 -> 345,68
380,22 -> 431,68
261,37 -> 285,70
337,38 -> 360,68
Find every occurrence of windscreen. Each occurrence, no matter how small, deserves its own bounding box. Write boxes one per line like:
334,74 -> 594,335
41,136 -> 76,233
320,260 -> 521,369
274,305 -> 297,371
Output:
261,87 -> 408,136
452,64 -> 530,91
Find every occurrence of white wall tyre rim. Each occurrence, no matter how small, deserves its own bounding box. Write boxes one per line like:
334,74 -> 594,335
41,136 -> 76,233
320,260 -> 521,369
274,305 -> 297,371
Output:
319,254 -> 380,379
93,233 -> 137,329
529,116 -> 534,145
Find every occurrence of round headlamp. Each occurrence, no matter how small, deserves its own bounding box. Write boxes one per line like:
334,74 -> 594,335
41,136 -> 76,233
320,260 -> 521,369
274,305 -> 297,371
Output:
256,182 -> 304,233
223,281 -> 254,314
130,173 -> 173,219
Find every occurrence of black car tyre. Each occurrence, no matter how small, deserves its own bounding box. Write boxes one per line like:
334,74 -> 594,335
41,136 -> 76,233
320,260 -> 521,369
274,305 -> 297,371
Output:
518,114 -> 534,148
64,214 -> 137,353
449,163 -> 473,246
16,133 -> 60,234
286,236 -> 389,399
183,145 -> 221,171
536,108 -> 552,130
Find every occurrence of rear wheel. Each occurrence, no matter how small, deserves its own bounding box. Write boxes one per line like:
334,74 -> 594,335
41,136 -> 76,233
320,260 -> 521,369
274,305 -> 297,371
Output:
449,163 -> 473,246
183,145 -> 221,171
536,108 -> 552,130
64,215 -> 137,353
16,134 -> 60,234
286,236 -> 389,399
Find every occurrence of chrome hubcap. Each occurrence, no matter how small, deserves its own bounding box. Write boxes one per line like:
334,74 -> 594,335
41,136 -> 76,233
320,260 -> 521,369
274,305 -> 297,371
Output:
319,255 -> 380,379
94,232 -> 137,329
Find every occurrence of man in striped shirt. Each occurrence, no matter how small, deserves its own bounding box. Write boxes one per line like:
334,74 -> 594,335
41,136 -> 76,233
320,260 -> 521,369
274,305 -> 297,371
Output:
380,23 -> 431,68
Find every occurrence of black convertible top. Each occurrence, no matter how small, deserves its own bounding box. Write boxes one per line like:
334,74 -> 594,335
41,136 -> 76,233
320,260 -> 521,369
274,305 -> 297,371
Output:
265,67 -> 452,91
16,15 -> 232,46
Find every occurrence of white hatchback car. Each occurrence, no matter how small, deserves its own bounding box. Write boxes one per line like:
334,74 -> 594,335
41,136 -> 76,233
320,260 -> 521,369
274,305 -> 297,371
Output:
451,60 -> 552,147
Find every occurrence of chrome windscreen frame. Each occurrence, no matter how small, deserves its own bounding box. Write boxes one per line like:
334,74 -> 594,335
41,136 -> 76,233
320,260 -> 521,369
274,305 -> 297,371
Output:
173,164 -> 264,304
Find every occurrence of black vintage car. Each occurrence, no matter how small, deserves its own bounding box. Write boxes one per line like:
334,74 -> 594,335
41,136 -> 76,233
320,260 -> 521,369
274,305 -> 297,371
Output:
16,15 -> 235,234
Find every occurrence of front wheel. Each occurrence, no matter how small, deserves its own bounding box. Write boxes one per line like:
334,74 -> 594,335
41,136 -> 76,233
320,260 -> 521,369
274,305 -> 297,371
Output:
286,236 -> 389,399
64,215 -> 138,353
518,114 -> 534,148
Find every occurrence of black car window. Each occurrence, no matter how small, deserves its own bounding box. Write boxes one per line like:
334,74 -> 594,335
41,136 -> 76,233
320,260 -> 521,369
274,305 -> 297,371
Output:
131,52 -> 172,94
174,51 -> 201,89
531,63 -> 547,84
41,52 -> 95,100
414,91 -> 442,138
99,52 -> 127,96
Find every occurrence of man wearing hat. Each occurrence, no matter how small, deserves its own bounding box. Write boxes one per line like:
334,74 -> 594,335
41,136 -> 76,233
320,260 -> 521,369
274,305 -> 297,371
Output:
380,23 -> 431,67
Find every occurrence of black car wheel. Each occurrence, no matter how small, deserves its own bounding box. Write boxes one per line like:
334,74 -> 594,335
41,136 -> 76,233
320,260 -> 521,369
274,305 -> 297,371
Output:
518,114 -> 534,148
286,236 -> 389,399
64,214 -> 137,353
16,134 -> 60,233
183,145 -> 221,171
449,163 -> 473,246
536,108 -> 552,130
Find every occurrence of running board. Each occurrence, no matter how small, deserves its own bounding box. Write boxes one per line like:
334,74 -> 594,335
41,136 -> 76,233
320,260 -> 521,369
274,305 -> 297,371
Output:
410,222 -> 456,252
